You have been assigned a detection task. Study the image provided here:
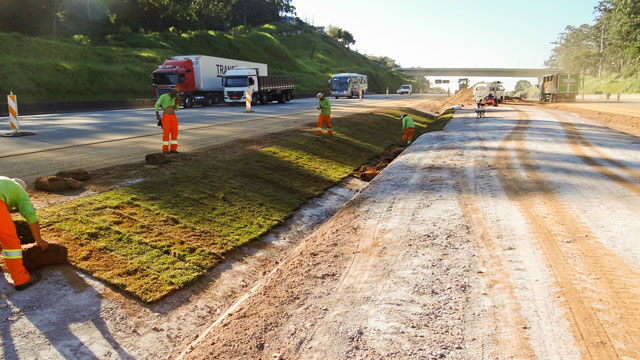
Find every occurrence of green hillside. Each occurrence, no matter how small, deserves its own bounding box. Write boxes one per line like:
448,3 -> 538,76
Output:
0,23 -> 413,104
582,76 -> 640,95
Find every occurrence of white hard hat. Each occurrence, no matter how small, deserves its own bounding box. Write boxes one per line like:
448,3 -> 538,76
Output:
316,92 -> 324,99
12,178 -> 27,190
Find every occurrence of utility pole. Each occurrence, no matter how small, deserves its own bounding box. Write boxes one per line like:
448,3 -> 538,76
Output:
52,0 -> 57,36
599,27 -> 604,78
87,0 -> 92,24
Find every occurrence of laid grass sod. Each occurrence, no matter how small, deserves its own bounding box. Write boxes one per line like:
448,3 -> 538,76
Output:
38,108 -> 453,302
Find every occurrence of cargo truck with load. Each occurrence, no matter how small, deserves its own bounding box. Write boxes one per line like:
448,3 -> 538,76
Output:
223,68 -> 295,105
539,73 -> 580,102
151,55 -> 268,108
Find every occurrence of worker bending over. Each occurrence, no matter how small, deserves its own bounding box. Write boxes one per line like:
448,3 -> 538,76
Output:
155,88 -> 181,153
400,113 -> 415,146
316,93 -> 334,136
0,177 -> 48,290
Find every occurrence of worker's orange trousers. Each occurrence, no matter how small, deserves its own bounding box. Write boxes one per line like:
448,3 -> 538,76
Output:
0,201 -> 30,286
162,114 -> 179,152
316,114 -> 334,136
402,128 -> 415,144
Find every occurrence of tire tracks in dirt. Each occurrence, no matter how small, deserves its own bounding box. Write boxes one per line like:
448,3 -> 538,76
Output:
540,108 -> 640,196
496,107 -> 640,359
457,173 -> 536,359
300,185 -> 417,359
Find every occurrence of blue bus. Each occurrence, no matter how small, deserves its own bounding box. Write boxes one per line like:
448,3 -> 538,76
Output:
330,73 -> 368,98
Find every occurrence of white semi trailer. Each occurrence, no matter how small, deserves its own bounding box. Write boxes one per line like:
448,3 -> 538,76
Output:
152,55 -> 268,107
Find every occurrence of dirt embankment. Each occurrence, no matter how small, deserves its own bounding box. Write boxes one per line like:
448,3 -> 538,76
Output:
441,86 -> 476,110
543,102 -> 640,138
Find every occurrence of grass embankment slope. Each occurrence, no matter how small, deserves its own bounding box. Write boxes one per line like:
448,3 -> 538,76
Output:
0,23 -> 413,103
37,109 -> 453,302
583,75 -> 640,94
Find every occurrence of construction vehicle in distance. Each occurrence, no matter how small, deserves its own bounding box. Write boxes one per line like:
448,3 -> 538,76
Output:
473,81 -> 505,103
539,73 -> 580,102
458,78 -> 469,91
152,55 -> 268,108
223,68 -> 295,105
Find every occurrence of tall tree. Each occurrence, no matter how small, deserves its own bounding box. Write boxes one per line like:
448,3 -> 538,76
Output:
596,0 -> 640,75
0,0 -> 57,35
366,55 -> 400,70
547,1 -> 640,77
545,24 -> 600,75
327,26 -> 355,47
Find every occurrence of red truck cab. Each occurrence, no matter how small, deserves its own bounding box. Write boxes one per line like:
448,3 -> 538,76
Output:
152,59 -> 196,100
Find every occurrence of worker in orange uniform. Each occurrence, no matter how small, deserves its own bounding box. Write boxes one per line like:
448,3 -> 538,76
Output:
0,177 -> 49,291
155,88 -> 181,153
316,92 -> 334,136
400,113 -> 415,146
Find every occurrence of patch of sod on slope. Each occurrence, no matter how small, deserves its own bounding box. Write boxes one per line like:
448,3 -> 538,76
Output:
37,108 -> 451,302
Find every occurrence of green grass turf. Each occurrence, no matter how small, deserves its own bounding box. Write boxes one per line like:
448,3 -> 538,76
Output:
38,108 -> 452,302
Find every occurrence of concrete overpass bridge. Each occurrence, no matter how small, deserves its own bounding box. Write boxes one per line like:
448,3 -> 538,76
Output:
398,68 -> 559,78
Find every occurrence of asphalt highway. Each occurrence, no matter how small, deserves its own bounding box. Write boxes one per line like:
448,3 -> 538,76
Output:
0,94 -> 442,184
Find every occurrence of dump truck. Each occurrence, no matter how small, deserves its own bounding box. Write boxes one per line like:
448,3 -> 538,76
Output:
152,55 -> 267,107
223,68 -> 295,105
539,73 -> 580,102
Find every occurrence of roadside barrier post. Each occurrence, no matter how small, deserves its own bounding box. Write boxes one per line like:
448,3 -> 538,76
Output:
245,90 -> 254,112
8,91 -> 20,132
2,91 -> 35,137
386,87 -> 389,98
359,89 -> 363,101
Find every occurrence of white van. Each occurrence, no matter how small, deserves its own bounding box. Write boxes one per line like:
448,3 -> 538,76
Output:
473,82 -> 505,102
397,84 -> 412,95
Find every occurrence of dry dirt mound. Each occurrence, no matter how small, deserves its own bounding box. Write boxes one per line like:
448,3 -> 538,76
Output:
145,153 -> 171,165
440,85 -> 476,111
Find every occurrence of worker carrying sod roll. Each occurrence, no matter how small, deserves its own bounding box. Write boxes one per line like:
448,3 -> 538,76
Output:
155,88 -> 181,154
0,176 -> 49,291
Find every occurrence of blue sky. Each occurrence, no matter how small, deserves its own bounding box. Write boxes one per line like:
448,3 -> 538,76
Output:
292,0 -> 600,90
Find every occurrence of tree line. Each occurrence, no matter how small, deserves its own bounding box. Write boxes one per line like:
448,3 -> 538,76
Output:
365,55 -> 400,71
546,0 -> 640,77
0,0 -> 295,37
